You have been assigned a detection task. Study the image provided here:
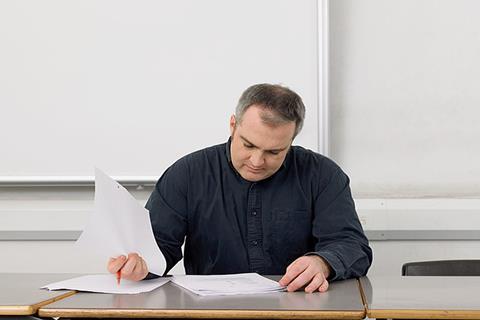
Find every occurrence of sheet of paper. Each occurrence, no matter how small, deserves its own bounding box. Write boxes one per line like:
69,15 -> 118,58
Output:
42,274 -> 170,294
75,168 -> 166,276
171,273 -> 286,296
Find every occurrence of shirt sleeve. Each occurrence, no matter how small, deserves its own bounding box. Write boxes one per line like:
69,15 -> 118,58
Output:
145,157 -> 189,276
310,168 -> 373,281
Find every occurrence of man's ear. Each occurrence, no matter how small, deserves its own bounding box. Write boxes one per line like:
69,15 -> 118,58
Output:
229,115 -> 236,135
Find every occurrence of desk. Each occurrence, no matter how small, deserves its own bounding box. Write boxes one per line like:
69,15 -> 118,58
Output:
360,275 -> 480,319
0,273 -> 75,316
39,277 -> 365,319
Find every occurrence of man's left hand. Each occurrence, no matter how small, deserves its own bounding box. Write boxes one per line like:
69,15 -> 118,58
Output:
278,255 -> 332,293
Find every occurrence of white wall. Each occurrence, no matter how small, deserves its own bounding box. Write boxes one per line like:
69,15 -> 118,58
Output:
2,195 -> 480,275
328,0 -> 480,275
0,0 -> 319,275
0,186 -> 188,274
369,241 -> 480,276
329,0 -> 480,198
2,0 -> 480,277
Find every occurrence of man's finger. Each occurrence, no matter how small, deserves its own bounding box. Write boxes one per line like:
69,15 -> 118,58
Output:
279,258 -> 308,286
131,263 -> 142,280
107,255 -> 126,274
141,258 -> 148,276
107,258 -> 115,273
318,278 -> 329,293
304,272 -> 326,293
286,264 -> 316,292
121,254 -> 140,276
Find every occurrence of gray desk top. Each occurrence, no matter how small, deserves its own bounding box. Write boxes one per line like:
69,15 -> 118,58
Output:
360,275 -> 480,319
39,277 -> 365,319
0,273 -> 76,315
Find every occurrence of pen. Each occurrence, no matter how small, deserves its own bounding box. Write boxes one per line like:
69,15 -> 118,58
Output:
116,270 -> 121,285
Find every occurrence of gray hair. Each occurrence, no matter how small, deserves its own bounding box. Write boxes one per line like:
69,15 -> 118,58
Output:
235,83 -> 306,138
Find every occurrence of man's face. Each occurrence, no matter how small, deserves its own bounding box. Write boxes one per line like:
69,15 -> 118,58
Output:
229,105 -> 296,182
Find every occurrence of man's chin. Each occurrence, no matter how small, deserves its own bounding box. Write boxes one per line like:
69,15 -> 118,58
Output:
240,170 -> 268,182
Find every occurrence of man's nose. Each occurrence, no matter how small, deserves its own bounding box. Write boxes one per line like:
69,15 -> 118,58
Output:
250,151 -> 265,167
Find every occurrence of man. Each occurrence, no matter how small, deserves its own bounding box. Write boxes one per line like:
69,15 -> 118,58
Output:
108,83 -> 372,293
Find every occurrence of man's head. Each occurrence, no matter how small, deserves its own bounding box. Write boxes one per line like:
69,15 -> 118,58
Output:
229,83 -> 306,182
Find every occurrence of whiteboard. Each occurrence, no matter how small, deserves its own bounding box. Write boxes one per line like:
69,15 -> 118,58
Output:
0,0 -> 320,180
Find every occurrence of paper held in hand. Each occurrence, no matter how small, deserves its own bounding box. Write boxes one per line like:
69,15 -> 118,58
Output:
75,168 -> 166,276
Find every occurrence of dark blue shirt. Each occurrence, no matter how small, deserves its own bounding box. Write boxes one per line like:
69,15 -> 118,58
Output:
146,139 -> 372,280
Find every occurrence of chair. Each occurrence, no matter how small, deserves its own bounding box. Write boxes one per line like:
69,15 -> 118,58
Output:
402,260 -> 480,276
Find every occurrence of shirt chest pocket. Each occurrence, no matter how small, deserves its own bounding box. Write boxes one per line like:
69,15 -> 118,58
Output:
271,208 -> 313,257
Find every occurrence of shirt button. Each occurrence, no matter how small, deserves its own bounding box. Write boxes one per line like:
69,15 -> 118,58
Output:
251,211 -> 257,216
252,240 -> 258,246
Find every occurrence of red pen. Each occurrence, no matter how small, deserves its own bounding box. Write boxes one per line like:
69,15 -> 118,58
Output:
116,270 -> 121,285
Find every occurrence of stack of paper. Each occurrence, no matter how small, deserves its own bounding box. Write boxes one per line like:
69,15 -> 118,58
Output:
171,273 -> 286,296
43,273 -> 284,296
42,274 -> 170,294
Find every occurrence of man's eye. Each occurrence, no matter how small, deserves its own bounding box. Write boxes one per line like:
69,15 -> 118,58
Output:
244,144 -> 254,149
269,151 -> 280,155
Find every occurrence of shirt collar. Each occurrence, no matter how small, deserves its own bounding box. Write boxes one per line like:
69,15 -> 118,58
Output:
226,137 -> 233,164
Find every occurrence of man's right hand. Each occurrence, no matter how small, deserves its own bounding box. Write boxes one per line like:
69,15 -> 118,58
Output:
107,253 -> 149,281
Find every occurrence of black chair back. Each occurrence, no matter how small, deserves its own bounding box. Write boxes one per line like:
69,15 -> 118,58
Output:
402,260 -> 480,276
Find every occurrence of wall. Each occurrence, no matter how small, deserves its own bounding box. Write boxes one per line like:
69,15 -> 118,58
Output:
329,0 -> 480,275
0,0 -> 320,275
2,0 -> 480,277
329,0 -> 480,197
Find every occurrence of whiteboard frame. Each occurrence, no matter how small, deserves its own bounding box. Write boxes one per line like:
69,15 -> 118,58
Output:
318,0 -> 330,156
0,176 -> 155,187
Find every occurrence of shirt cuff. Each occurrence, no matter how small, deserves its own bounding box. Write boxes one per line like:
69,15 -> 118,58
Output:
144,272 -> 160,280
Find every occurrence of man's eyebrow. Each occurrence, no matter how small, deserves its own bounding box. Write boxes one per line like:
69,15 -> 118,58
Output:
240,135 -> 288,152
